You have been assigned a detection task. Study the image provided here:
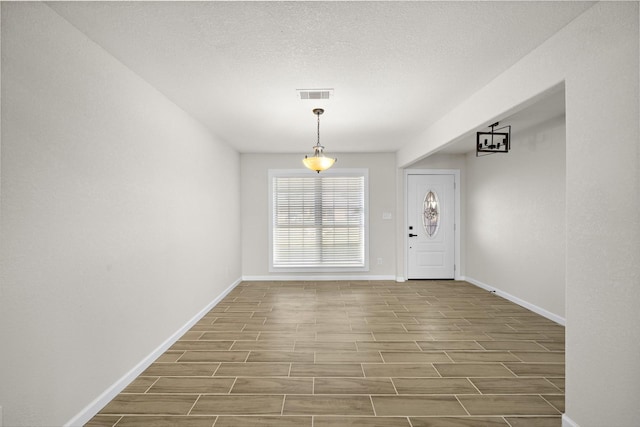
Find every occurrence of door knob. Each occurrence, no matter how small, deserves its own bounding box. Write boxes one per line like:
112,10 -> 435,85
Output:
408,233 -> 417,237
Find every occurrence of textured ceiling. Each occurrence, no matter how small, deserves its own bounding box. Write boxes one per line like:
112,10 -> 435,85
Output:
48,1 -> 592,154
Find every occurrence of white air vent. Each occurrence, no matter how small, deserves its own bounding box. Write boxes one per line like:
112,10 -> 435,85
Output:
297,88 -> 334,100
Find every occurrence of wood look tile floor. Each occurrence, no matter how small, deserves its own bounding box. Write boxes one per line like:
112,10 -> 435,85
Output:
87,281 -> 565,427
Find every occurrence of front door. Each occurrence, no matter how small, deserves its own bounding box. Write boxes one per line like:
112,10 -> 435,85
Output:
407,174 -> 455,279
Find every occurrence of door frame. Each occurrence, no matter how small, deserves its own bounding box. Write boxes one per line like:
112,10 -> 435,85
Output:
404,169 -> 461,280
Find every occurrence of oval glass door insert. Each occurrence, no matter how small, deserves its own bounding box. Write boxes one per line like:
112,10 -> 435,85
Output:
423,190 -> 440,237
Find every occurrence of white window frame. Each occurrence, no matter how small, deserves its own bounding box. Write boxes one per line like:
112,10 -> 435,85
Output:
268,168 -> 369,272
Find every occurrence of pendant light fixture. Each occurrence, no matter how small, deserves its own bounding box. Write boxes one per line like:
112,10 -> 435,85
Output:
476,122 -> 511,157
303,108 -> 336,173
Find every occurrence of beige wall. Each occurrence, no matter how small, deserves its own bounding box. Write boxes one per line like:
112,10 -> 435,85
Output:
241,153 -> 396,279
465,116 -> 566,319
0,3 -> 241,426
410,153 -> 466,170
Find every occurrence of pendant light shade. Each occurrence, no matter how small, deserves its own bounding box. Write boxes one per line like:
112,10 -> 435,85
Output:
303,108 -> 336,173
302,154 -> 336,172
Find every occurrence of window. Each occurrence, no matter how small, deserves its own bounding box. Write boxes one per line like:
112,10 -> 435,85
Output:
269,169 -> 368,271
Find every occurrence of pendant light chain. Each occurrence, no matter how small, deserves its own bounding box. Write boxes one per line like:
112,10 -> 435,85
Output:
317,110 -> 321,147
302,108 -> 336,173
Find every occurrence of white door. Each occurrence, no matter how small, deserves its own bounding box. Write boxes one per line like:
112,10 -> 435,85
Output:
407,174 -> 455,279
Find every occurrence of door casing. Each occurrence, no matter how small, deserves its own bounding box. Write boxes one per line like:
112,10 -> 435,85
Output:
404,169 -> 461,281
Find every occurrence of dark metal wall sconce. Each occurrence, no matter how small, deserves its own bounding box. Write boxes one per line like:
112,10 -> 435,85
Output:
476,122 -> 511,157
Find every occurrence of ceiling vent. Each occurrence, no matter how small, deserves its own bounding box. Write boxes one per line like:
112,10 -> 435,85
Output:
297,88 -> 334,100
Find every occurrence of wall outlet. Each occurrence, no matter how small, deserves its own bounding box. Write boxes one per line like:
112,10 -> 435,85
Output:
376,258 -> 383,265
382,212 -> 392,220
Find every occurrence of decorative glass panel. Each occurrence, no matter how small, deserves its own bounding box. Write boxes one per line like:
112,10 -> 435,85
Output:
423,190 -> 440,237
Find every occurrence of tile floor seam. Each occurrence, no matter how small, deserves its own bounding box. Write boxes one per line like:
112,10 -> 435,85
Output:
454,394 -> 471,417
144,377 -> 162,393
508,350 -> 525,363
186,394 -> 202,416
542,377 -> 564,393
280,394 -> 287,415
432,363 -> 443,378
539,394 -> 563,414
210,362 -> 222,377
442,350 -> 455,363
389,378 -> 400,396
228,377 -> 239,393
501,362 -> 519,378
467,377 -> 484,395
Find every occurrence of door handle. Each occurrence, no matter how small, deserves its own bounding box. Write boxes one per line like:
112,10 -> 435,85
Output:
408,233 -> 417,237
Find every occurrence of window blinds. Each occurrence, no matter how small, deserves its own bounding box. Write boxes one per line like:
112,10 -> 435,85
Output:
271,172 -> 366,269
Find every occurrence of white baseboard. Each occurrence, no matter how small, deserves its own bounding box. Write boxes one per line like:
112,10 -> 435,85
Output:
64,277 -> 243,427
562,414 -> 580,427
242,274 -> 397,281
462,276 -> 566,326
